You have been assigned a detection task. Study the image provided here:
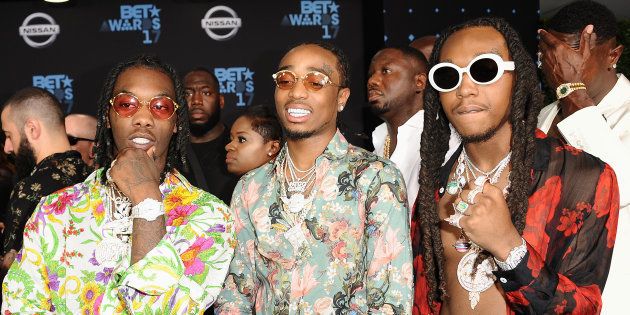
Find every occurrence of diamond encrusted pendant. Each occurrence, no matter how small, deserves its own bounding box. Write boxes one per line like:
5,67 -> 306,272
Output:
95,237 -> 130,267
456,247 -> 497,309
281,193 -> 312,213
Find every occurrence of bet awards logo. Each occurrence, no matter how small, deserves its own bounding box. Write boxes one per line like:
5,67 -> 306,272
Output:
100,4 -> 161,44
282,0 -> 340,39
19,12 -> 60,48
215,67 -> 254,107
32,74 -> 74,113
201,6 -> 242,41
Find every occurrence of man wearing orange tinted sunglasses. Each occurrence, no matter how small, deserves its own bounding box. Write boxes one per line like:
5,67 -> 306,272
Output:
2,55 -> 235,314
216,43 -> 413,313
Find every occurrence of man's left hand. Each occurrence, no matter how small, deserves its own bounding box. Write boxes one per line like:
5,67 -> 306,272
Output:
458,182 -> 522,261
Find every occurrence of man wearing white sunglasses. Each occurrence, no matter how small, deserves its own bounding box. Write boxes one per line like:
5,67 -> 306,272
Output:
411,17 -> 619,315
536,1 -> 628,313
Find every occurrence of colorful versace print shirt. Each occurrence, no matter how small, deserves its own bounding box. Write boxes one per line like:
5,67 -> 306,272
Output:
3,150 -> 89,254
2,169 -> 235,314
216,130 -> 414,314
412,132 -> 620,314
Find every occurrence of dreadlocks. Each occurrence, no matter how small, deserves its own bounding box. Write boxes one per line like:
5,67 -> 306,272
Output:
415,17 -> 544,308
93,55 -> 190,183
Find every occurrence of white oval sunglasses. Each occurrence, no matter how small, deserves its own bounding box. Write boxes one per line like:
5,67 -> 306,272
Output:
428,53 -> 515,92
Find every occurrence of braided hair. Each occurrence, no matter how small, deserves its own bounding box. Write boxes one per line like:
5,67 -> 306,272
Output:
415,17 -> 544,308
93,55 -> 190,183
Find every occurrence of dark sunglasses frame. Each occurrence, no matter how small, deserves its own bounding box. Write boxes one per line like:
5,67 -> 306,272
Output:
67,135 -> 94,146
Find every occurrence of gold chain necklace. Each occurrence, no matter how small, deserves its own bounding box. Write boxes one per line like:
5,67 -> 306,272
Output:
383,134 -> 391,159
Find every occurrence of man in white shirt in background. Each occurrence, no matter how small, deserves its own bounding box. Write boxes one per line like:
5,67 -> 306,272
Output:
368,46 -> 459,212
537,1 -> 628,313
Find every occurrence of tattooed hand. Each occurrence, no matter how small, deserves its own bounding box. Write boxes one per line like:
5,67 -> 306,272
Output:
109,147 -> 162,205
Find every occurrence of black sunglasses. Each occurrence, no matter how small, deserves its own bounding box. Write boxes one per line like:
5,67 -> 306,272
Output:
67,135 -> 94,146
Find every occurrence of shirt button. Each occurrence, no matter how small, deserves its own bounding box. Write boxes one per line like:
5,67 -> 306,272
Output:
500,277 -> 507,283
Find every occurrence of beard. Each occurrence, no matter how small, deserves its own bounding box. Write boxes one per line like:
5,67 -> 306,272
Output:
460,123 -> 502,144
189,112 -> 221,137
285,129 -> 316,141
14,138 -> 37,181
369,102 -> 391,116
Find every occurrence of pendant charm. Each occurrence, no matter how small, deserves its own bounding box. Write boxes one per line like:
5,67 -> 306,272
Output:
287,181 -> 308,193
474,175 -> 487,187
95,237 -> 129,267
457,248 -> 497,309
446,181 -> 459,195
281,194 -> 312,213
285,224 -> 310,258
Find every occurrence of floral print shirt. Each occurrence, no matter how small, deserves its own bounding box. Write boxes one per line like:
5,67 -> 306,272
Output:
216,130 -> 414,314
412,132 -> 620,314
2,169 -> 235,314
3,150 -> 90,254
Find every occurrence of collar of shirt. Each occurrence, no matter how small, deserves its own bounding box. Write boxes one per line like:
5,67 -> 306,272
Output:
272,129 -> 349,175
372,110 -> 424,155
90,167 -> 193,195
596,74 -> 630,117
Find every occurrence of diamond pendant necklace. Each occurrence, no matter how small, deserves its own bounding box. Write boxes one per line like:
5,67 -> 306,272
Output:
280,150 -> 316,220
448,148 -> 512,309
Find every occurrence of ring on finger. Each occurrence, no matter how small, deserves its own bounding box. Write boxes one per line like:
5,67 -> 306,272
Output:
446,213 -> 463,229
467,186 -> 483,204
454,200 -> 469,214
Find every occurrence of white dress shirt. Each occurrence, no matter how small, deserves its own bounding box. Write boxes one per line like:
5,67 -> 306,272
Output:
538,74 -> 630,314
373,110 -> 460,213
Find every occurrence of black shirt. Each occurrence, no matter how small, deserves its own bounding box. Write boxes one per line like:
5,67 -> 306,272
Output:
184,128 -> 238,204
2,150 -> 89,254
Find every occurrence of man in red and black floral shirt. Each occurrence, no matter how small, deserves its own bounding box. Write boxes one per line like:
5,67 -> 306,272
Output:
412,17 -> 619,314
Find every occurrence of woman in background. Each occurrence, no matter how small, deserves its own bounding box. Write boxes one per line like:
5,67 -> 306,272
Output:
225,105 -> 282,176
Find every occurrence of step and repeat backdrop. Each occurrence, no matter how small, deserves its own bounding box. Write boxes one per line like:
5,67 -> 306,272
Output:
0,0 -> 538,145
0,0 -> 365,133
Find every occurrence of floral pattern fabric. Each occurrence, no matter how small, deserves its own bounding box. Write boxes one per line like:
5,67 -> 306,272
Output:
216,130 -> 414,314
2,169 -> 235,314
412,132 -> 620,314
2,150 -> 89,254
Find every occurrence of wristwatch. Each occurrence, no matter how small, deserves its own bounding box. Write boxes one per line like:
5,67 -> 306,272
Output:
131,198 -> 165,221
494,238 -> 528,271
556,82 -> 586,99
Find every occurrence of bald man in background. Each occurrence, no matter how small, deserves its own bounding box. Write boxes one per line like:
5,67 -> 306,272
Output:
65,114 -> 97,168
0,88 -> 89,270
410,35 -> 437,60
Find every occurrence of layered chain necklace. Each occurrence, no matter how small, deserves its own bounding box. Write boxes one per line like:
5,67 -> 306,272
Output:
446,148 -> 512,309
279,150 -> 318,261
95,167 -> 133,267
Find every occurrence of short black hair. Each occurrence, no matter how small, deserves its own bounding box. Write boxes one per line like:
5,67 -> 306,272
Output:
380,46 -> 429,72
240,104 -> 283,144
290,42 -> 351,88
184,67 -> 221,92
547,0 -> 619,43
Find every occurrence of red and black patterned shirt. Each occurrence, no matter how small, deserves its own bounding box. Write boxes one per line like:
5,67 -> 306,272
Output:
412,132 -> 620,314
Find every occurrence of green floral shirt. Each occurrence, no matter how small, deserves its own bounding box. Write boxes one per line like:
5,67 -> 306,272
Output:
216,131 -> 413,314
2,169 -> 235,314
